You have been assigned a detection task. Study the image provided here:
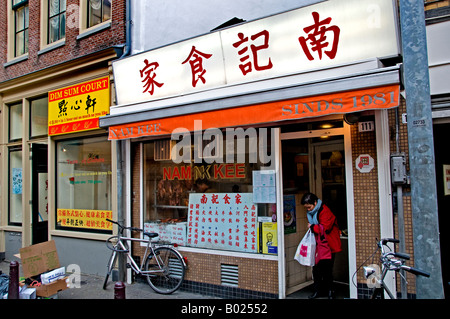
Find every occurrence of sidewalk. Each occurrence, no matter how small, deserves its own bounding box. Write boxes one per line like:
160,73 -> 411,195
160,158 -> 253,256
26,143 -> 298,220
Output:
1,259 -> 348,300
0,259 -> 216,299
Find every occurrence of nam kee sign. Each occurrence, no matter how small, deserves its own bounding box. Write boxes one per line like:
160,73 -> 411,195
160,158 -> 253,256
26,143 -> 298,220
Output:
112,0 -> 399,106
163,164 -> 246,181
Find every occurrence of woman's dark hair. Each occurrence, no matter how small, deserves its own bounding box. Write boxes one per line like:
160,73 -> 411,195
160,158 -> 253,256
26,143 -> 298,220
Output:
301,192 -> 318,205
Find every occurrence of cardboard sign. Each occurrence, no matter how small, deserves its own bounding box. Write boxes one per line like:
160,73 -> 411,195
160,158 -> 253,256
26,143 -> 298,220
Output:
19,240 -> 69,297
20,240 -> 60,278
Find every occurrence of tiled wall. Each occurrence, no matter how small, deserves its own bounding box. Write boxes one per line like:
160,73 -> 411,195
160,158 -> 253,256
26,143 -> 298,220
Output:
350,113 -> 381,287
181,251 -> 279,298
352,98 -> 417,298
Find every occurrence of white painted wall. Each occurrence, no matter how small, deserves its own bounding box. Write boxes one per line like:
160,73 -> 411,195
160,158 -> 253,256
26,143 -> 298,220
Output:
130,0 -> 323,53
427,20 -> 450,96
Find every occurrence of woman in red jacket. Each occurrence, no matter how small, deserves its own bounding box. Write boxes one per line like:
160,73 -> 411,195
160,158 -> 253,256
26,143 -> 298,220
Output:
301,192 -> 342,299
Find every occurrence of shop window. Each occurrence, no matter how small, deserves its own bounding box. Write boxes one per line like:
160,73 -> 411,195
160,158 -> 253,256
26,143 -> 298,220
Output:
9,148 -> 23,225
143,129 -> 277,255
48,0 -> 66,44
56,136 -> 112,233
13,0 -> 29,57
30,96 -> 48,138
9,102 -> 23,141
87,0 -> 111,28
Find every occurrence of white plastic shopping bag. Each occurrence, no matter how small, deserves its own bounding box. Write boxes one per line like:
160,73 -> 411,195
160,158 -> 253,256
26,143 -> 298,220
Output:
294,229 -> 316,266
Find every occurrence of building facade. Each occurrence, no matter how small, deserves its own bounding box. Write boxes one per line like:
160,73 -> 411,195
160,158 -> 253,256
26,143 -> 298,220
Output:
0,0 -> 446,299
98,0 -> 434,298
0,0 -> 126,275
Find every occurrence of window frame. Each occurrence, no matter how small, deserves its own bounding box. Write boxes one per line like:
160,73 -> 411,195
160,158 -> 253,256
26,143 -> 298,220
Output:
8,101 -> 23,142
86,0 -> 111,29
8,146 -> 23,226
55,135 -> 113,234
29,95 -> 49,139
12,0 -> 29,57
47,0 -> 66,44
140,129 -> 277,255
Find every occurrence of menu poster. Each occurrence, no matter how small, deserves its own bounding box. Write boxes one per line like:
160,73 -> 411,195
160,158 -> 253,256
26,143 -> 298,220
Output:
187,193 -> 258,253
283,195 -> 297,234
252,170 -> 276,203
144,222 -> 187,245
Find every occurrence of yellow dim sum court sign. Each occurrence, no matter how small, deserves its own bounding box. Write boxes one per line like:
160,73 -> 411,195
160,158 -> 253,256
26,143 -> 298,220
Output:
48,77 -> 110,135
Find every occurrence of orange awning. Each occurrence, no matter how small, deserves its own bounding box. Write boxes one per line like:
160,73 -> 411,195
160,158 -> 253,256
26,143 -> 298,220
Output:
108,84 -> 399,140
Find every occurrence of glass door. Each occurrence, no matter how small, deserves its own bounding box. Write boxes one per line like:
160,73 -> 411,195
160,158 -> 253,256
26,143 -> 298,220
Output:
313,140 -> 349,287
313,142 -> 347,232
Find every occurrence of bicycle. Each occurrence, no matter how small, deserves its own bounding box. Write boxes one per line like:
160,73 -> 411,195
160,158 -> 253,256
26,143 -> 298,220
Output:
103,219 -> 187,294
357,238 -> 430,299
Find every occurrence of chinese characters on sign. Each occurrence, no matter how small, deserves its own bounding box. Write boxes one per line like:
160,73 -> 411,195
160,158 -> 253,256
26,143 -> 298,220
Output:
113,0 -> 400,106
298,11 -> 340,61
232,30 -> 273,76
182,46 -> 213,87
48,77 -> 110,136
137,11 -> 340,96
188,193 -> 258,253
140,59 -> 164,95
56,209 -> 113,231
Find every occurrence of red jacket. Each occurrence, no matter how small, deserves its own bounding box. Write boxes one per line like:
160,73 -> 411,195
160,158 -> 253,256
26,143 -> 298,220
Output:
311,204 -> 342,254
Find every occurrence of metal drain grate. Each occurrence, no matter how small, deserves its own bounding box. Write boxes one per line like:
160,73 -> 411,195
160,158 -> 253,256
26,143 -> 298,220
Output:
168,258 -> 184,279
221,264 -> 239,287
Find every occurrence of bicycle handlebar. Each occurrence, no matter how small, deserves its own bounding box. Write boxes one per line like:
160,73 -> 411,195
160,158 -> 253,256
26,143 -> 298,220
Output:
392,252 -> 410,260
377,238 -> 430,278
401,265 -> 430,278
106,218 -> 143,233
381,238 -> 400,245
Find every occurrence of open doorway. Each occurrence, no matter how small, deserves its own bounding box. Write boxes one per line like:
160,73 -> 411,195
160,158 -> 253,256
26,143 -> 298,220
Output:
32,144 -> 48,244
282,130 -> 349,298
433,122 -> 450,298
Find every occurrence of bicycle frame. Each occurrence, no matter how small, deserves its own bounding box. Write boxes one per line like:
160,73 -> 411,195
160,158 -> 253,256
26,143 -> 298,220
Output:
104,218 -> 187,294
114,234 -> 186,276
115,235 -> 160,275
371,263 -> 396,299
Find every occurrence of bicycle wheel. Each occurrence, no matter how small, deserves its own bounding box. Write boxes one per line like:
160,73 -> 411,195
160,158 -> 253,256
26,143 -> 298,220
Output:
103,250 -> 117,289
144,247 -> 185,294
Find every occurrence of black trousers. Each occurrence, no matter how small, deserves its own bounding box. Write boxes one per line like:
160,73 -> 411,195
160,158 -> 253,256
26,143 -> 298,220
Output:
312,253 -> 336,294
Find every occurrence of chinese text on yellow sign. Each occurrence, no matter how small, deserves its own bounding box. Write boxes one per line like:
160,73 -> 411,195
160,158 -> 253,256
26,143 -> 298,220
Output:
48,77 -> 110,135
